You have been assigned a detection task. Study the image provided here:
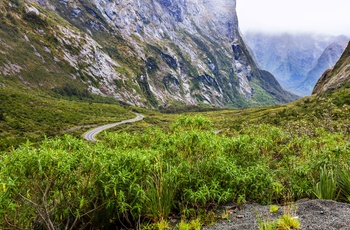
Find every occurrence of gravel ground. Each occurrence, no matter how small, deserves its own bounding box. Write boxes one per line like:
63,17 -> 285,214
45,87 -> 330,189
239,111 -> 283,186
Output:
203,200 -> 350,230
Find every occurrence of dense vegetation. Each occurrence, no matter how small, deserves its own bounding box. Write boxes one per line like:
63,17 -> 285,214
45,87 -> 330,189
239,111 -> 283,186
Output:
0,86 -> 349,229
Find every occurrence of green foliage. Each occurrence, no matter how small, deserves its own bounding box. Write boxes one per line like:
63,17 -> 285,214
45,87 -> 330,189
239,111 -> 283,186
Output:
23,12 -> 48,28
9,0 -> 21,6
258,214 -> 300,230
0,87 -> 133,150
277,214 -> 301,229
178,219 -> 201,230
258,219 -> 279,230
52,84 -> 92,99
314,167 -> 338,200
146,57 -> 159,76
171,115 -> 213,131
270,205 -> 279,213
144,161 -> 177,222
137,75 -> 159,108
337,166 -> 350,202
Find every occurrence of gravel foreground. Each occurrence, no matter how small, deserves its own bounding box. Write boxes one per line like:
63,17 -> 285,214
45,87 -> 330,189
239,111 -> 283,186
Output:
202,200 -> 350,230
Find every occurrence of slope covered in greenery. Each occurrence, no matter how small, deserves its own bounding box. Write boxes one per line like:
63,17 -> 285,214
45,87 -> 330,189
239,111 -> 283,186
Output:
0,84 -> 349,229
0,85 -> 134,150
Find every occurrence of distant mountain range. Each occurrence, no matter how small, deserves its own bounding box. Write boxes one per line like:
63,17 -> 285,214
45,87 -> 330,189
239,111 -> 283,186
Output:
244,32 -> 348,96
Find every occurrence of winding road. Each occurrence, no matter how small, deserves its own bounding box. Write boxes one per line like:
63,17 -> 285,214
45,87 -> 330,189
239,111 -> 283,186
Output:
83,113 -> 144,141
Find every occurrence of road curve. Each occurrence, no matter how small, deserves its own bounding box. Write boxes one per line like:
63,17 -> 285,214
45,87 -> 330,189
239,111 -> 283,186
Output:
83,113 -> 144,141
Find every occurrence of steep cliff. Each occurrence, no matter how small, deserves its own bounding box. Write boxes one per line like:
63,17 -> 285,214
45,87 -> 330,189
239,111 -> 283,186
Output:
0,0 -> 297,108
313,41 -> 350,94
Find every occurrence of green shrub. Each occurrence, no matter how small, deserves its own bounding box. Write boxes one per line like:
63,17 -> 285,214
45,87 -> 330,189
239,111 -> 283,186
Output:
270,205 -> 279,213
314,167 -> 338,200
143,162 -> 177,222
337,167 -> 350,202
1,109 -> 350,228
258,213 -> 300,230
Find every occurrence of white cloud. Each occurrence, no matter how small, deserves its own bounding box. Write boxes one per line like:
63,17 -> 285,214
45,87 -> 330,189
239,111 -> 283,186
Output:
237,0 -> 350,36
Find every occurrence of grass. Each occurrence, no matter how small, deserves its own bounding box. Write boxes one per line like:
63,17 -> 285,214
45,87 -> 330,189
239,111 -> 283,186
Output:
338,168 -> 350,202
270,205 -> 279,213
1,103 -> 349,228
313,167 -> 338,200
0,85 -> 134,150
259,206 -> 300,230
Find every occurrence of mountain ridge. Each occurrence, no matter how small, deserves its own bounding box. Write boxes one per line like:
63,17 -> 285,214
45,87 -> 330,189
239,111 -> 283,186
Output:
0,0 -> 297,108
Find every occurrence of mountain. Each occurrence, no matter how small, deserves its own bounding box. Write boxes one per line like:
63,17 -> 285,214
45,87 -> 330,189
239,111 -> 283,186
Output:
313,41 -> 350,94
298,42 -> 347,94
244,32 -> 348,96
0,0 -> 297,108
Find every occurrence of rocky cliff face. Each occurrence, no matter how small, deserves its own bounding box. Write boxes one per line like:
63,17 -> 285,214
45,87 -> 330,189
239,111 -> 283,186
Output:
0,0 -> 297,108
313,41 -> 350,94
244,32 -> 348,96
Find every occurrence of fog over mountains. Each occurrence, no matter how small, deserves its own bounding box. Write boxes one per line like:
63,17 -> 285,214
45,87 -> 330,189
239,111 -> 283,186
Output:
244,32 -> 349,96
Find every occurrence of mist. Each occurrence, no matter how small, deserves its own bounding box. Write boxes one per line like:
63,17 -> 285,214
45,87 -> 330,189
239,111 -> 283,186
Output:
237,0 -> 350,36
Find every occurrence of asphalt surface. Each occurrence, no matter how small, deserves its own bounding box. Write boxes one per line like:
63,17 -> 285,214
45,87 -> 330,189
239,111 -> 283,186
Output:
83,113 -> 144,141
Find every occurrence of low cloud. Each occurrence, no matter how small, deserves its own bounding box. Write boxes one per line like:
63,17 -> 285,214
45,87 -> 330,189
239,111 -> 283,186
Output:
237,0 -> 350,36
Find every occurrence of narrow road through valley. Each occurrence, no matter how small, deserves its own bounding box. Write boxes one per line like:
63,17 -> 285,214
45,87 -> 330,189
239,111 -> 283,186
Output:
83,113 -> 144,141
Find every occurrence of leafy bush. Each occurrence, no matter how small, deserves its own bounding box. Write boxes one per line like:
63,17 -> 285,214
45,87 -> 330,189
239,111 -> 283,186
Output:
1,101 -> 350,228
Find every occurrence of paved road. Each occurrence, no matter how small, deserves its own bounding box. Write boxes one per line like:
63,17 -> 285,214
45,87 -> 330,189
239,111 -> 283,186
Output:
83,113 -> 144,141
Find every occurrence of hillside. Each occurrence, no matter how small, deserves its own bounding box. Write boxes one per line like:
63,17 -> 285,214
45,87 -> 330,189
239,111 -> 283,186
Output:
0,84 -> 136,150
0,0 -> 297,108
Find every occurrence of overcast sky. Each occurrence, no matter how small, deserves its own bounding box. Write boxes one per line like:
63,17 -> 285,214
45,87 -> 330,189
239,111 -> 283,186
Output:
237,0 -> 350,36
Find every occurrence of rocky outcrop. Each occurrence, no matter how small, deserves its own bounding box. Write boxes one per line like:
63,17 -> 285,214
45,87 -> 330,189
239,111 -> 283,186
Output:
313,41 -> 350,94
0,0 -> 297,108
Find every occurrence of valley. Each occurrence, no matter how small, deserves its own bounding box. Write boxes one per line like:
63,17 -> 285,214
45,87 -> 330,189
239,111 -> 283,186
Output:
0,0 -> 350,229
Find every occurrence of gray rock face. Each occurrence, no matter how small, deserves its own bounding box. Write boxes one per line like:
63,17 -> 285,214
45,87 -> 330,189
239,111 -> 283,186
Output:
0,0 -> 297,107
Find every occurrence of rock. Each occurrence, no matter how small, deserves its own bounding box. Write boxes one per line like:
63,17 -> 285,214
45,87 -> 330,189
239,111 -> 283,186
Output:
203,200 -> 350,230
